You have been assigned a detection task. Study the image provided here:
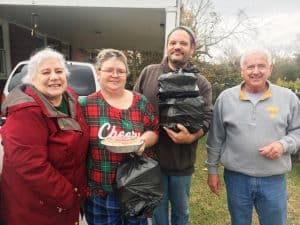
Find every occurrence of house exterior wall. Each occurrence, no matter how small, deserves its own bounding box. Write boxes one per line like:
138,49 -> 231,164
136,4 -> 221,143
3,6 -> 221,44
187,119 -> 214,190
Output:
9,24 -> 45,69
8,23 -> 69,69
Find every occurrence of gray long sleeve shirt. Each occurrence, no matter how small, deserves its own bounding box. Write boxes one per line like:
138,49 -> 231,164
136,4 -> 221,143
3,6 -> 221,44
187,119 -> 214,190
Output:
206,82 -> 300,177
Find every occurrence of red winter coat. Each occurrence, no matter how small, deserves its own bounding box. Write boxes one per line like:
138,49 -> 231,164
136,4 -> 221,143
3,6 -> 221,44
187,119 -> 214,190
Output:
0,85 -> 89,225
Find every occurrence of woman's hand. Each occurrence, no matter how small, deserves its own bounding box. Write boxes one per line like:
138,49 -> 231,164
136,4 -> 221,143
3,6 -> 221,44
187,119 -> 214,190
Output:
134,131 -> 158,155
135,139 -> 146,156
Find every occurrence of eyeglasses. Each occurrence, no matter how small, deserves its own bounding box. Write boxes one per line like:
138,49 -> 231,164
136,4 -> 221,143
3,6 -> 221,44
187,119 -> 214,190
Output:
100,68 -> 127,76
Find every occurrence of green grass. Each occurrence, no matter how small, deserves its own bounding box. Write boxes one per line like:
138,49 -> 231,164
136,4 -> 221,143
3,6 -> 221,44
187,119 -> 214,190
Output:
189,138 -> 300,225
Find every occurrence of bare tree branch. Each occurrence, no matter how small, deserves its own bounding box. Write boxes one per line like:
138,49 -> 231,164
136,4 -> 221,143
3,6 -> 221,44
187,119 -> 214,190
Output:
181,0 -> 258,58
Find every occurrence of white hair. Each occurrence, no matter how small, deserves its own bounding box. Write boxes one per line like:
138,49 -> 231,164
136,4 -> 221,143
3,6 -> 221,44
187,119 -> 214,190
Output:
240,48 -> 272,68
22,47 -> 70,84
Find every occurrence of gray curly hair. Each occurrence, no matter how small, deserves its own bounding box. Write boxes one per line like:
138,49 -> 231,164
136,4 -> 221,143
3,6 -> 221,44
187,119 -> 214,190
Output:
22,47 -> 69,84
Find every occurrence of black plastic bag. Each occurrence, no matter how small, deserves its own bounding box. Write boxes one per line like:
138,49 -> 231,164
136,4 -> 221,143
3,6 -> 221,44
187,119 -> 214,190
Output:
159,96 -> 204,133
116,155 -> 163,218
158,69 -> 204,133
158,71 -> 199,94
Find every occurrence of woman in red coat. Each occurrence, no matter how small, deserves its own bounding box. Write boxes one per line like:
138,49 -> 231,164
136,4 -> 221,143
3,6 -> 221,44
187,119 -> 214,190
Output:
0,48 -> 89,225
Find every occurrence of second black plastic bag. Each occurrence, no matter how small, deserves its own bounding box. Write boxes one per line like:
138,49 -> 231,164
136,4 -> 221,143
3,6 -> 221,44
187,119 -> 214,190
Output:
158,69 -> 204,133
116,155 -> 163,218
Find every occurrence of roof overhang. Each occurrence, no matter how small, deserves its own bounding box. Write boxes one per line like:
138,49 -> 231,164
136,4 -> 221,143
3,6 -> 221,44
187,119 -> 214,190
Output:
0,1 -> 180,51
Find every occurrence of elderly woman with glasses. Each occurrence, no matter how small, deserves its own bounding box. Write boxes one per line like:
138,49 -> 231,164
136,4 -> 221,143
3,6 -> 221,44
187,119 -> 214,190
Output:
0,48 -> 89,225
80,48 -> 159,225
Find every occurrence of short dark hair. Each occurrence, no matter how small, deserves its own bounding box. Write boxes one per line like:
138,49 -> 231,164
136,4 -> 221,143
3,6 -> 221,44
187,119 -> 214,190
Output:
167,26 -> 196,46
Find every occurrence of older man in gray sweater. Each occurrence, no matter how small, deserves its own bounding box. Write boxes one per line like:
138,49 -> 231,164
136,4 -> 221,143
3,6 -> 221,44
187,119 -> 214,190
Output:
206,48 -> 300,225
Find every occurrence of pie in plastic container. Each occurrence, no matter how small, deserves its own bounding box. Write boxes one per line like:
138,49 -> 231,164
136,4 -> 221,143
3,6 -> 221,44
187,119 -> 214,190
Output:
102,136 -> 144,153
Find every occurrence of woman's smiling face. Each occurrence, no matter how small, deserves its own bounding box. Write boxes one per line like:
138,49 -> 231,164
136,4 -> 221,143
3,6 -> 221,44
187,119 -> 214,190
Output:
97,57 -> 127,93
32,57 -> 67,105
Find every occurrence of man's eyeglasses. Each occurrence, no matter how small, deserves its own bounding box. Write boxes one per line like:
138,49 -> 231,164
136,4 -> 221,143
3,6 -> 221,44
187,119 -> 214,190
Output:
100,68 -> 127,76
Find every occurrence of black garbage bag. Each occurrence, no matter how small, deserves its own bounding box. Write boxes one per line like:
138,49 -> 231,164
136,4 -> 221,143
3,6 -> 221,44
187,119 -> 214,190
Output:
158,71 -> 199,94
158,69 -> 204,133
159,96 -> 204,133
158,72 -> 199,101
116,155 -> 163,218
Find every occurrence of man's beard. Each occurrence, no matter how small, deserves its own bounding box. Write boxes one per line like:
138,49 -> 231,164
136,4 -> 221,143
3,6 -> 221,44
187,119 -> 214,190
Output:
169,57 -> 187,68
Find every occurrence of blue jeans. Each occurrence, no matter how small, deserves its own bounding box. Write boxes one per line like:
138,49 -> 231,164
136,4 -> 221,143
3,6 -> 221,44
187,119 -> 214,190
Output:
224,169 -> 287,225
152,174 -> 192,225
84,195 -> 147,225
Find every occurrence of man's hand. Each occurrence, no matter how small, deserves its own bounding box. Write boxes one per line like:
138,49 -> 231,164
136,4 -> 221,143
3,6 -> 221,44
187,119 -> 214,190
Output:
259,141 -> 284,160
163,124 -> 204,144
208,174 -> 220,195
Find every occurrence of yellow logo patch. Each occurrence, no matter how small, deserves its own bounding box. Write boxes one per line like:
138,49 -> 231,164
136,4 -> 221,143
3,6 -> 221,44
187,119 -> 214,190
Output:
266,106 -> 279,119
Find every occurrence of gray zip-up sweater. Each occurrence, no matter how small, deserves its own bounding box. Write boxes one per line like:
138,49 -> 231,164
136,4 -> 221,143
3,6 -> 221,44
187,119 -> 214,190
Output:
206,82 -> 300,177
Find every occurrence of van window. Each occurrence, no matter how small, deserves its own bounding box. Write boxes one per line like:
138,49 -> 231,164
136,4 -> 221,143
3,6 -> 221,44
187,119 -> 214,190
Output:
67,63 -> 96,96
7,63 -> 96,96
